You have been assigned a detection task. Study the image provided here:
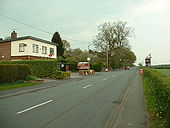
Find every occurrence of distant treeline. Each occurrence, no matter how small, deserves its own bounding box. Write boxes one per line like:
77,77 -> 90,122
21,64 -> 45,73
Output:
151,64 -> 170,69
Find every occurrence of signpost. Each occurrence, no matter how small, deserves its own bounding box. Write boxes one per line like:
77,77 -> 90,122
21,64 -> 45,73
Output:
77,62 -> 89,70
145,53 -> 152,67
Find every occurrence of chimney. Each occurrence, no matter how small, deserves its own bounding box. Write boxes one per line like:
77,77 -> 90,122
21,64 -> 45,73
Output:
11,31 -> 17,39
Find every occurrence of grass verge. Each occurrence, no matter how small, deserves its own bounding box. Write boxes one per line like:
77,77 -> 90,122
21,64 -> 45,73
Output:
143,69 -> 170,128
143,77 -> 167,128
0,81 -> 39,90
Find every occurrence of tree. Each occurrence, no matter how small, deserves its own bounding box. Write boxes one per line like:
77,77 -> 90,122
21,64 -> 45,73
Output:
51,32 -> 64,57
93,21 -> 134,51
62,40 -> 71,57
93,21 -> 134,68
110,47 -> 136,68
62,40 -> 70,51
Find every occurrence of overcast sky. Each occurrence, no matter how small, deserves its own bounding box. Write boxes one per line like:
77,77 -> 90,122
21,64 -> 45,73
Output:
0,0 -> 170,65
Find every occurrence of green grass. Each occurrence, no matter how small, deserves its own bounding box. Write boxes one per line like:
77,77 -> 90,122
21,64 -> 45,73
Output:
143,69 -> 170,128
143,78 -> 166,128
0,82 -> 39,90
153,69 -> 170,77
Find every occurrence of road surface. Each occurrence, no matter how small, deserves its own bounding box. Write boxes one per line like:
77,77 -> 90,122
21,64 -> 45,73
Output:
0,68 -> 147,128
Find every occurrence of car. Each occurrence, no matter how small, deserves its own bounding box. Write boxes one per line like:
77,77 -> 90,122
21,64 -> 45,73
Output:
124,67 -> 130,70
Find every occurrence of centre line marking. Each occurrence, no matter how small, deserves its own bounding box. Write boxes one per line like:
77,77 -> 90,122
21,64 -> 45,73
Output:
17,100 -> 53,115
102,78 -> 108,81
83,84 -> 92,89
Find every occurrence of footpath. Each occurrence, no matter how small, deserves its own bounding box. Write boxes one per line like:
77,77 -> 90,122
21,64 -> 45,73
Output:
109,70 -> 148,128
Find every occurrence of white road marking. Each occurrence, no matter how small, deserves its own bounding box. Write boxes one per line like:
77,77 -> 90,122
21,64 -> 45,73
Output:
17,100 -> 53,114
102,78 -> 108,81
83,84 -> 92,89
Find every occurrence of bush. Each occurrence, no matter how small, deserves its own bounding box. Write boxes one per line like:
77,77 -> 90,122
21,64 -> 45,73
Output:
143,69 -> 170,127
91,62 -> 103,72
0,64 -> 30,83
52,71 -> 71,79
0,60 -> 58,78
25,75 -> 37,81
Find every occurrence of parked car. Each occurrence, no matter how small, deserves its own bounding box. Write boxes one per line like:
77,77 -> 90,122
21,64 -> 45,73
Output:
124,67 -> 130,70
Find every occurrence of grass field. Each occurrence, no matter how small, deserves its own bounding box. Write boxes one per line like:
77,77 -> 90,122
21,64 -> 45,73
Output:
153,69 -> 170,77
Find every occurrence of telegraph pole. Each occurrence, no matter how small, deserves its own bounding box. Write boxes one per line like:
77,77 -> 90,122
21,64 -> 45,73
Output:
106,44 -> 109,71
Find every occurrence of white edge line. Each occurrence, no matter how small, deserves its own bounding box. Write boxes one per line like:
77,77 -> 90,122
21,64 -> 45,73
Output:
17,100 -> 53,114
102,78 -> 108,81
83,84 -> 92,89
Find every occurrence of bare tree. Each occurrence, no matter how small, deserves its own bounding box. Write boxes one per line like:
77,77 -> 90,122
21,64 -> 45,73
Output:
93,21 -> 134,51
93,21 -> 134,68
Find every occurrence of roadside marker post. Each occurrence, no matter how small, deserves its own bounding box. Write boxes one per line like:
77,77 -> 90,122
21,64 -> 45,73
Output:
139,69 -> 144,75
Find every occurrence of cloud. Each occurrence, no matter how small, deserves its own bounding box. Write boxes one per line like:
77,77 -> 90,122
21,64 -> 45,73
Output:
135,0 -> 170,14
118,0 -> 170,65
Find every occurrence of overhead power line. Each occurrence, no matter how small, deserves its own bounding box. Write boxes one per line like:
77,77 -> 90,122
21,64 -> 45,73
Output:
0,13 -> 91,44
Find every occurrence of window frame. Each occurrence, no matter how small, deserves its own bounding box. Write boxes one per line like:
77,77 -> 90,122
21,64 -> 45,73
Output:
50,48 -> 54,55
42,46 -> 47,54
32,44 -> 39,53
19,43 -> 25,52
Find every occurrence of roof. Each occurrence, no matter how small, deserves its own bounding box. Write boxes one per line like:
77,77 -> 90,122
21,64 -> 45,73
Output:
0,36 -> 56,45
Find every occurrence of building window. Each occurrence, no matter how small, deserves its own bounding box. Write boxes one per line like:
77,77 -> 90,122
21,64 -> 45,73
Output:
32,44 -> 39,53
50,48 -> 54,55
42,46 -> 47,54
19,43 -> 25,52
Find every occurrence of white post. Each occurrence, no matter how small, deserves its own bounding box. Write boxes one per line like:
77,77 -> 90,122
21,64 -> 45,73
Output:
87,57 -> 90,70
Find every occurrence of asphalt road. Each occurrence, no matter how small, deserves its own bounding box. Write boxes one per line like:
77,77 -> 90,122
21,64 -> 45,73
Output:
0,68 -> 147,128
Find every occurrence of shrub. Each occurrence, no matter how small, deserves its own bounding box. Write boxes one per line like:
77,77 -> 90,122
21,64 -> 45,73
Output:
91,62 -> 103,72
0,60 -> 58,78
0,64 -> 30,83
25,75 -> 37,81
143,69 -> 170,127
51,71 -> 71,79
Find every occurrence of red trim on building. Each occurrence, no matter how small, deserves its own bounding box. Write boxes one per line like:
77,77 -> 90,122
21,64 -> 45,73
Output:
11,56 -> 54,60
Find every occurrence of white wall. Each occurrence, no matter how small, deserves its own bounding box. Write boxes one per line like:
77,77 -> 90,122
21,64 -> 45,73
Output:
11,39 -> 57,59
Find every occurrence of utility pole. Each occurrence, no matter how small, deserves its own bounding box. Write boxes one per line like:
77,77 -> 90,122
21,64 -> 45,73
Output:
106,44 -> 109,71
87,44 -> 93,71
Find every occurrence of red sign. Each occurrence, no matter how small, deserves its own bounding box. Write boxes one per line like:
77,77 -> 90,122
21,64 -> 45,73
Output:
77,62 -> 89,70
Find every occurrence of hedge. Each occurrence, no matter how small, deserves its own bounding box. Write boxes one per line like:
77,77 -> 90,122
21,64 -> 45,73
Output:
91,62 -> 103,72
143,69 -> 170,127
51,71 -> 71,79
0,64 -> 30,83
0,60 -> 58,78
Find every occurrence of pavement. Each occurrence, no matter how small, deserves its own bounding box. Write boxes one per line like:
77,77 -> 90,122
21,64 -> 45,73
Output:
0,68 -> 147,128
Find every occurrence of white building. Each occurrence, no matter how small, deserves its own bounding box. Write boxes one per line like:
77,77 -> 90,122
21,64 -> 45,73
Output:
0,31 -> 57,60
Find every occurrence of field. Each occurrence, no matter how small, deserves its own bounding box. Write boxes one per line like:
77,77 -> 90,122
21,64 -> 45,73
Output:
153,69 -> 170,77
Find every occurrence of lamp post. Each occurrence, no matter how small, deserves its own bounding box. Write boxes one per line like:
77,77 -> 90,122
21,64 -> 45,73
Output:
87,57 -> 90,70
